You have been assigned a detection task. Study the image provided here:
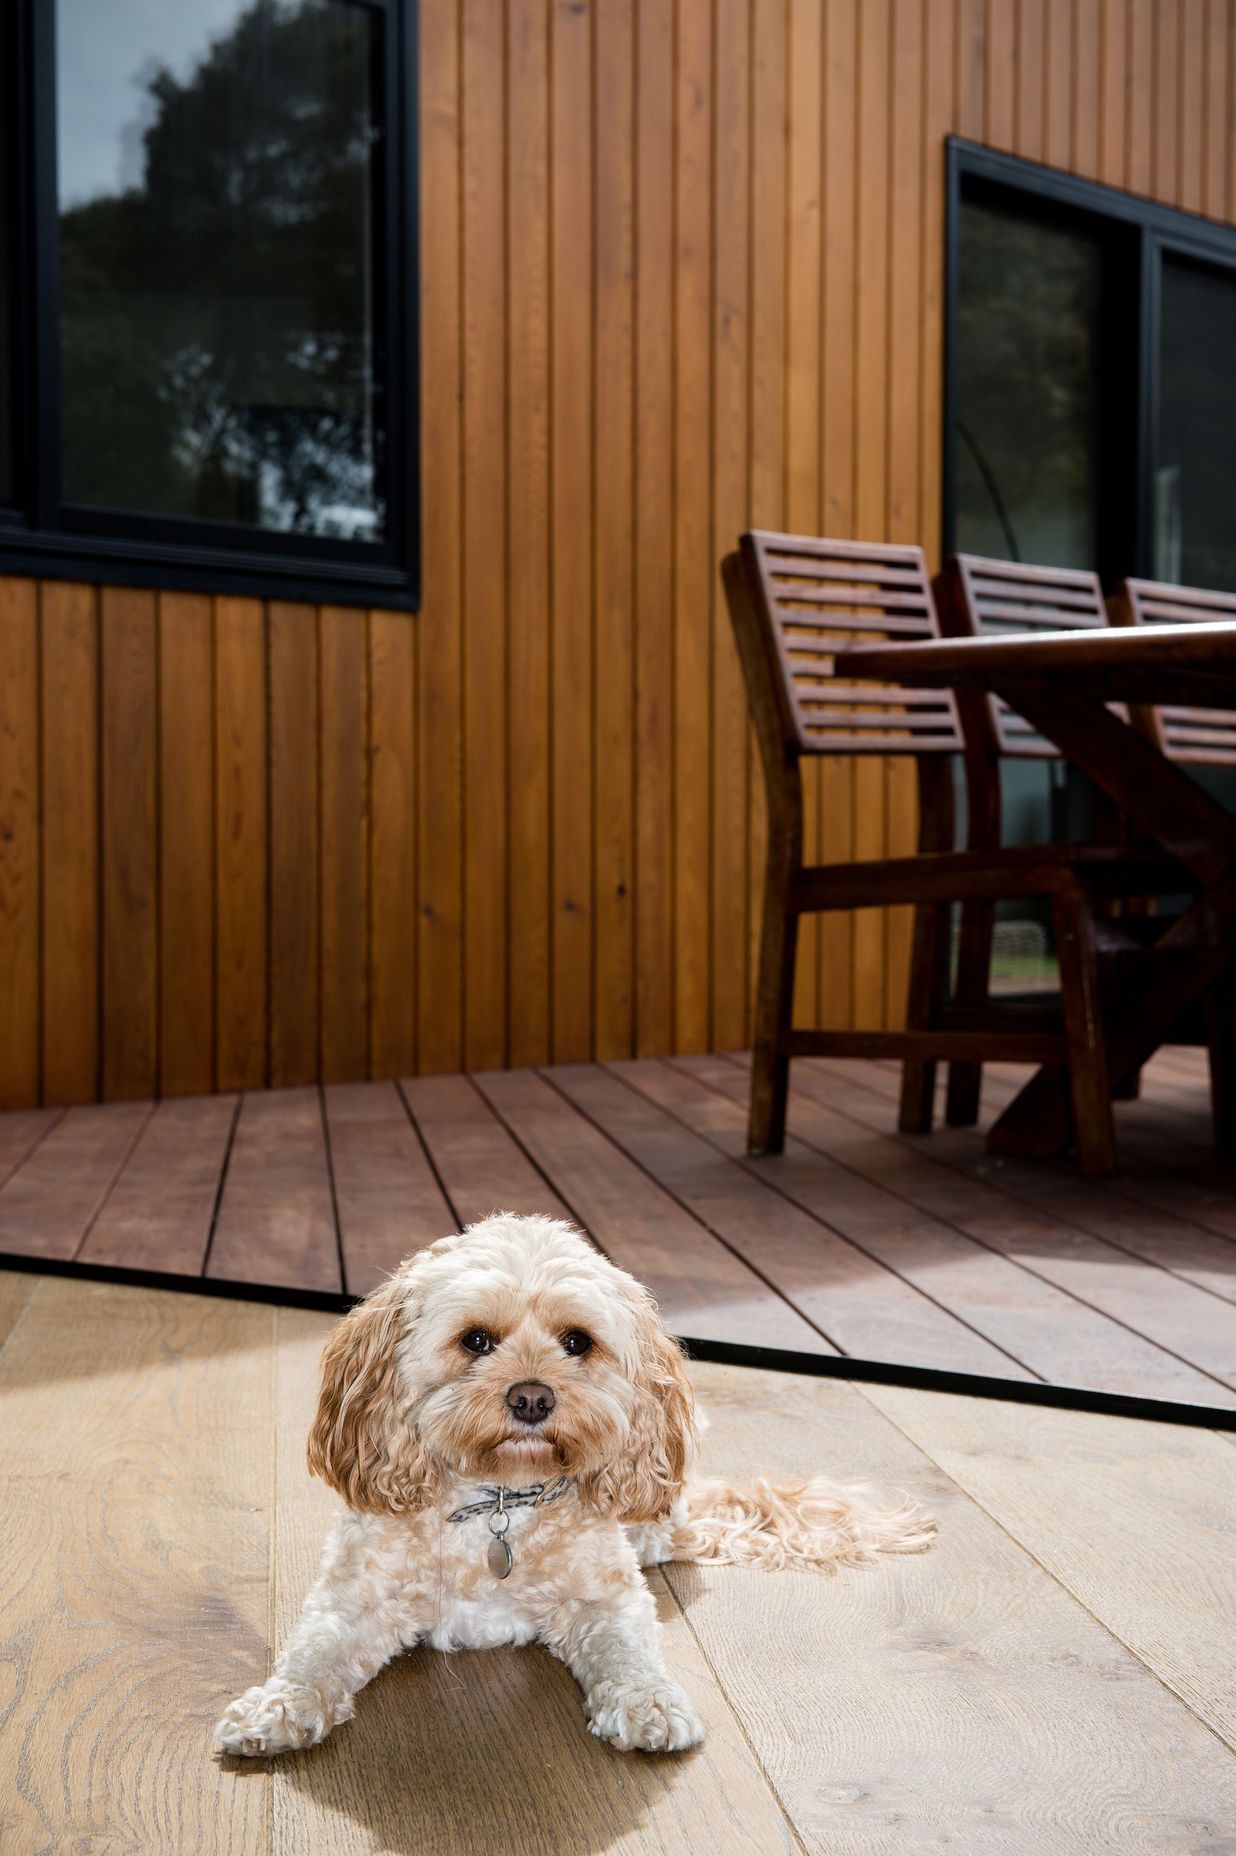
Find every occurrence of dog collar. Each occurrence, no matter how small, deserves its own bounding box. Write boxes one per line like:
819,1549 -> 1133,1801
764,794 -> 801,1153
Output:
447,1477 -> 572,1580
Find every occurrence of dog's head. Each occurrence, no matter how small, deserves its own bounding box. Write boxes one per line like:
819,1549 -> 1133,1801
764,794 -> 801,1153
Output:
307,1214 -> 696,1524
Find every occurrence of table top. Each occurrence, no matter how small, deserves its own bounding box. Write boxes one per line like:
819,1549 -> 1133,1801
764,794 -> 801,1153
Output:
835,620 -> 1236,708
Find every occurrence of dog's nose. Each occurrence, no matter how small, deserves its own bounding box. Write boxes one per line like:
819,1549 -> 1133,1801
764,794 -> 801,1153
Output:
505,1381 -> 556,1425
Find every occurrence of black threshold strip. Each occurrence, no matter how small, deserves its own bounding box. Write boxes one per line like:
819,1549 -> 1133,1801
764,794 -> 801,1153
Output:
4,1247 -> 1234,1433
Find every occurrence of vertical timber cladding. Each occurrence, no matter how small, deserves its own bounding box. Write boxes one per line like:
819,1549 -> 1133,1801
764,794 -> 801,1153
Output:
2,0 -> 1233,1106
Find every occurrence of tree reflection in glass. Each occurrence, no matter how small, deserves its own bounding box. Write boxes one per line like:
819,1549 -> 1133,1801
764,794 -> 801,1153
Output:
57,0 -> 382,540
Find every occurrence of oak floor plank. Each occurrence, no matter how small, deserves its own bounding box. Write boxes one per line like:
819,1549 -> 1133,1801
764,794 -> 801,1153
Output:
861,1382 -> 1236,1755
0,1101 -> 152,1261
79,1094 -> 238,1273
266,1308 -> 800,1856
0,1270 -> 37,1350
0,1277 -> 273,1856
324,1083 -> 455,1297
474,1068 -> 828,1352
669,1360 -> 1236,1853
789,1058 -> 1236,1397
400,1071 -> 575,1228
564,1059 -> 1028,1378
677,1056 -> 1222,1403
209,1089 -> 340,1294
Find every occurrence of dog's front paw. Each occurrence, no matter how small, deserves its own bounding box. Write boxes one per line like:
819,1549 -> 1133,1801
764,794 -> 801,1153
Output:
587,1679 -> 704,1753
213,1681 -> 348,1758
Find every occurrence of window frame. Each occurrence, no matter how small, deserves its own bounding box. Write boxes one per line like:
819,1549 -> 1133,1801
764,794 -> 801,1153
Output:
944,137 -> 1236,590
1,0 -> 420,611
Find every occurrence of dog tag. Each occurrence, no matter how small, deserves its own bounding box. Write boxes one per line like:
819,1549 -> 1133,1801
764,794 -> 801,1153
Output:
487,1536 -> 513,1579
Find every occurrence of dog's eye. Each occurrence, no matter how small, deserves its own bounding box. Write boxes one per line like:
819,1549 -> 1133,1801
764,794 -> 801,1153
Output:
562,1329 -> 593,1357
460,1328 -> 494,1356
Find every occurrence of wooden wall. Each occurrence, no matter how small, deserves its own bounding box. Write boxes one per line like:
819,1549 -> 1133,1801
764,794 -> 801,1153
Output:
3,0 -> 1235,1107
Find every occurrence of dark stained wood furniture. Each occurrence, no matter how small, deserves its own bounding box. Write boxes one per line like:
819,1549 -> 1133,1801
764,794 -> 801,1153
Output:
933,555 -> 1122,1128
1108,579 -> 1236,763
834,620 -> 1236,1164
722,533 -> 1188,1174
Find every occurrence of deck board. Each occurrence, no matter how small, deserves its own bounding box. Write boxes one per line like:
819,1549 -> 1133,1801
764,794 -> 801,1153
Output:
400,1072 -> 576,1227
324,1082 -> 455,1297
475,1068 -> 828,1353
209,1089 -> 340,1294
563,1059 -> 1028,1378
0,1101 -> 152,1260
0,1052 -> 1231,1413
80,1094 -> 238,1274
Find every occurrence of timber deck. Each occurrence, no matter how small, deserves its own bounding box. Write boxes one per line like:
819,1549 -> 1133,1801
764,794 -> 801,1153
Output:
1,1048 -> 1234,1414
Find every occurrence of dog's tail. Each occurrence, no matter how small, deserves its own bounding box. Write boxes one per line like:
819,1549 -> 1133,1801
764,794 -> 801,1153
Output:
664,1475 -> 934,1571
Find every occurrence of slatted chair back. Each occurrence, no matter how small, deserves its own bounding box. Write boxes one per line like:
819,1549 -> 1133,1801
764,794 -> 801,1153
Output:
1108,578 -> 1236,765
725,530 -> 964,766
934,555 -> 1111,759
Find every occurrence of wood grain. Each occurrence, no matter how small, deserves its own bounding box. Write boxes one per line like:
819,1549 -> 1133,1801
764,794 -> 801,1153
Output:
862,1380 -> 1236,1751
159,592 -> 215,1096
319,607 -> 369,1085
461,0 -> 508,1076
600,1057 -> 1029,1376
0,577 -> 38,1109
209,1089 -> 339,1293
474,1067 -> 828,1351
693,1053 -> 1232,1403
671,1359 -> 1236,1852
368,610 -> 417,1079
214,597 -> 267,1092
39,581 -> 99,1105
0,1101 -> 151,1260
100,588 -> 159,1100
506,0 -> 552,1071
79,1094 -> 237,1274
549,0 -> 595,1065
269,603 -> 320,1088
415,0 -> 464,1075
400,1070 -> 574,1229
324,1081 -> 453,1296
0,1277 -> 273,1855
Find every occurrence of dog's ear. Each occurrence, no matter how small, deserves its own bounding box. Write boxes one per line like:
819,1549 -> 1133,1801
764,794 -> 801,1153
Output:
306,1267 -> 441,1515
582,1296 -> 697,1523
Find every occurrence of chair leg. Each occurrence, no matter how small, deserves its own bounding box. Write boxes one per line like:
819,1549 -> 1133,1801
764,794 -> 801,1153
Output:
749,878 -> 799,1156
1205,966 -> 1236,1163
899,900 -> 949,1134
1052,887 -> 1116,1176
946,900 -> 993,1127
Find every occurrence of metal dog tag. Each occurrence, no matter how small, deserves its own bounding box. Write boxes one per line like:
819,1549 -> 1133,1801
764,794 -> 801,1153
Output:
487,1536 -> 513,1579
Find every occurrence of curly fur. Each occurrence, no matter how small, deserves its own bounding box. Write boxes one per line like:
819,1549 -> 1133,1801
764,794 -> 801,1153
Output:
215,1214 -> 932,1760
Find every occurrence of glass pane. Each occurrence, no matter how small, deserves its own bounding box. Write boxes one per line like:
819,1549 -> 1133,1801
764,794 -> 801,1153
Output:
56,0 -> 382,540
1156,256 -> 1236,592
0,5 -> 14,509
955,200 -> 1102,570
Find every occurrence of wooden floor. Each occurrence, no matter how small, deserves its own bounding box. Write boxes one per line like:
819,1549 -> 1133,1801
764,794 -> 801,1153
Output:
2,1269 -> 1234,1855
1,1050 -> 1235,1411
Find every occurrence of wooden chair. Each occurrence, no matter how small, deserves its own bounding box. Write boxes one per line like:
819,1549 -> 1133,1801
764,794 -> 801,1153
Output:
1109,576 -> 1236,1129
724,532 -> 1186,1174
933,554 -> 1137,1129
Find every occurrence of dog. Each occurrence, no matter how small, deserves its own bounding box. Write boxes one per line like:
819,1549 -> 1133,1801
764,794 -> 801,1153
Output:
214,1214 -> 932,1757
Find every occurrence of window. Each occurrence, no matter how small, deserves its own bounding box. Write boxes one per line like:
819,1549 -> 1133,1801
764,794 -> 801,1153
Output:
1,0 -> 418,608
945,141 -> 1236,988
946,137 -> 1236,590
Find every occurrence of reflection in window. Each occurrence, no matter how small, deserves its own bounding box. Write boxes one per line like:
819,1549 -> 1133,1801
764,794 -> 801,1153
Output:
1157,258 -> 1236,593
56,0 -> 382,540
954,202 -> 1101,571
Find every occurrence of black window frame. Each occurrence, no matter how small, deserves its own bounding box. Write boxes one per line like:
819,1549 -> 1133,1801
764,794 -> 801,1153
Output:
944,136 -> 1236,591
1,0 -> 420,611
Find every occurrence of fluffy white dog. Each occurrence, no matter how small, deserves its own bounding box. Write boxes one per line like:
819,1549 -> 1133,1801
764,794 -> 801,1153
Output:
214,1214 -> 931,1758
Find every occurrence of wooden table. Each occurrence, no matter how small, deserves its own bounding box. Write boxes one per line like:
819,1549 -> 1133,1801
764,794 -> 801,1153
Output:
835,622 -> 1236,1158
